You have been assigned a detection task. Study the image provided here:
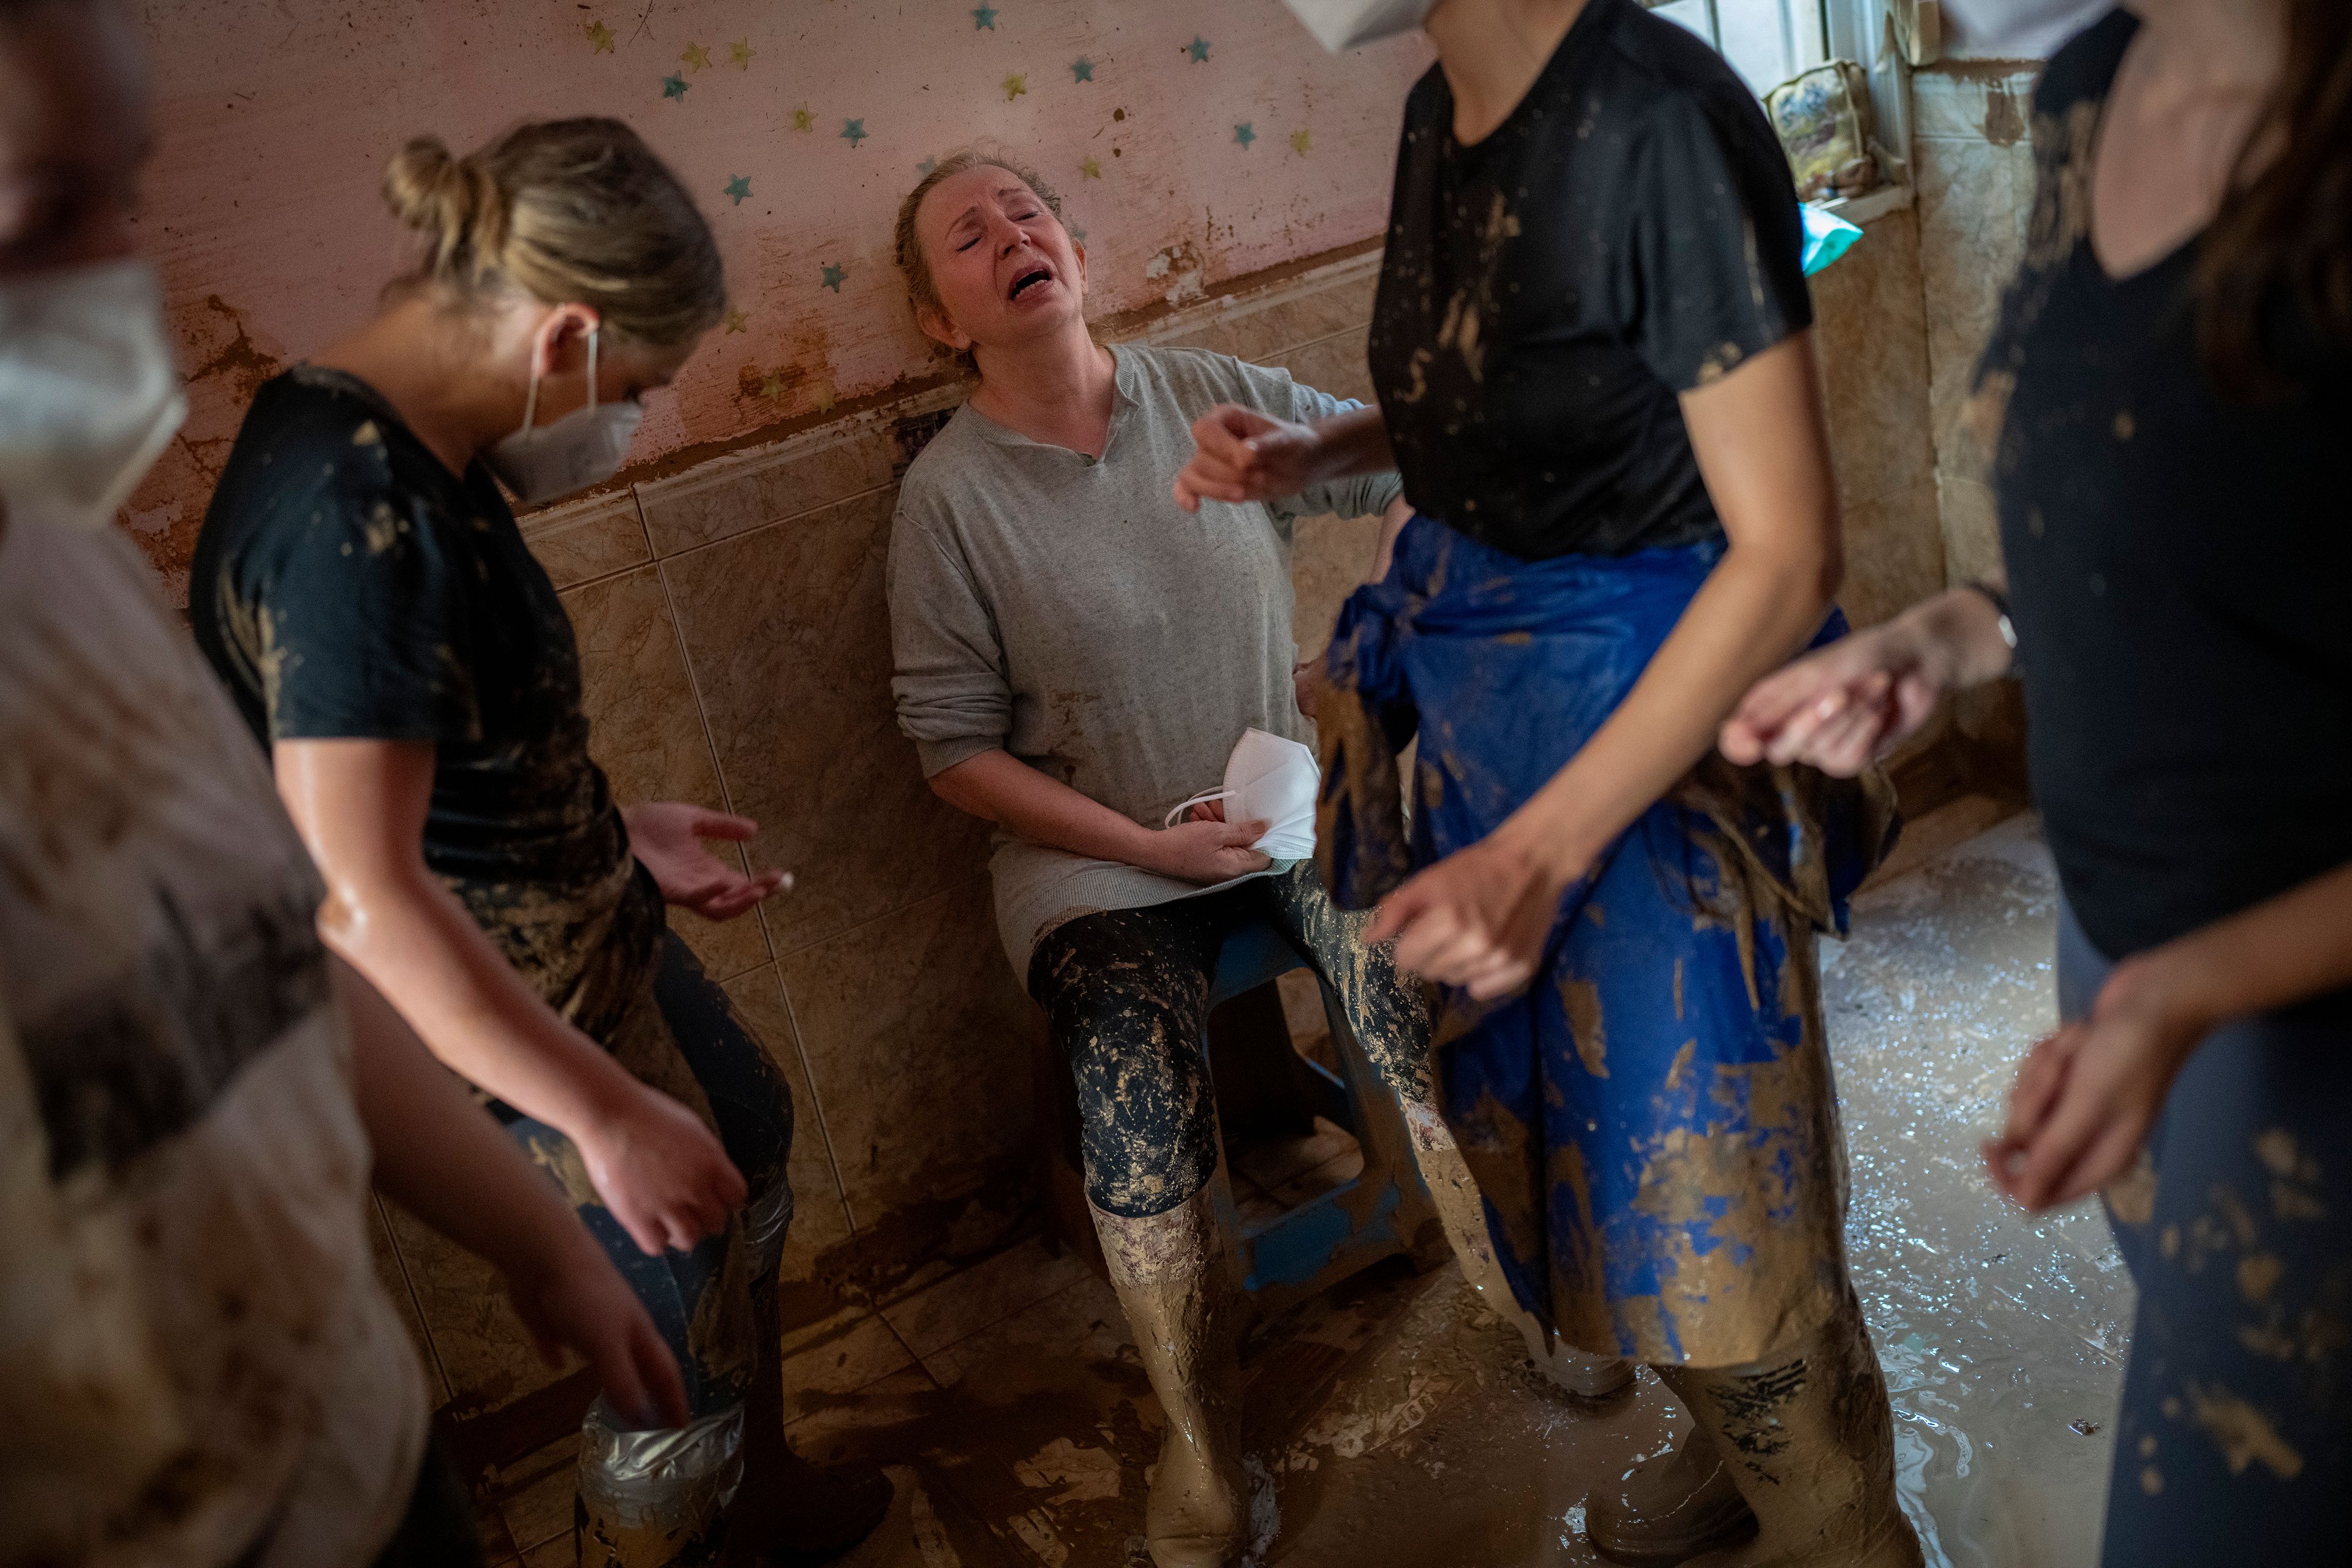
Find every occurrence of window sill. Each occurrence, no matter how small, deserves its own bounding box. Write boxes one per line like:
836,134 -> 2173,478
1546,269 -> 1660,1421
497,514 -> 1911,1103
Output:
1819,183 -> 1916,227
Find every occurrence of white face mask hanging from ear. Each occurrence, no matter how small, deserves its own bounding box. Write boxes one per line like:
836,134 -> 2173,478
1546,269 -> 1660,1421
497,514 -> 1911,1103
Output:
484,322 -> 644,506
1281,0 -> 1435,52
1165,727 -> 1321,863
0,258 -> 187,532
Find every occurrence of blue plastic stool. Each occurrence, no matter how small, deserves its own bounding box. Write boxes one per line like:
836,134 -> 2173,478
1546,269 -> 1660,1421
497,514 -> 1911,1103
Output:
1196,919 -> 1447,1319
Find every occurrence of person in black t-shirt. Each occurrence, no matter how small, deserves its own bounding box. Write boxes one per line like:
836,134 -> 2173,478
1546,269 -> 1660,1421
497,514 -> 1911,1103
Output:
1727,5 -> 2351,1562
190,122 -> 888,1566
1183,4 -> 1916,1565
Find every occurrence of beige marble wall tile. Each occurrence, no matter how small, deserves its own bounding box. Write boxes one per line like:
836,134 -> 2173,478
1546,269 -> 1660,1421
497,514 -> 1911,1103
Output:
1291,511 -> 1384,660
562,565 -> 772,981
1262,326 -> 1376,408
878,1236 -> 1092,1359
369,1194 -> 451,1405
1938,473 -> 2006,587
1917,135 -> 2034,486
1812,208 -> 1937,514
1841,480 -> 1948,630
662,487 -> 992,957
635,423 -> 903,558
382,1199 -> 559,1411
518,489 -> 651,591
1911,64 -> 2044,144
1145,263 -> 1382,368
718,963 -> 857,1315
775,876 -> 1040,1235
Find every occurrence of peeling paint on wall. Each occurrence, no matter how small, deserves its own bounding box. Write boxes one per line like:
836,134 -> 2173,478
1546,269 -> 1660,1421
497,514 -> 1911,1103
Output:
124,0 -> 1430,592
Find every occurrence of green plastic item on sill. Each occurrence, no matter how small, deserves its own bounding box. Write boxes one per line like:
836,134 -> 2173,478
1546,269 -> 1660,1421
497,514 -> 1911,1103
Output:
1801,203 -> 1864,276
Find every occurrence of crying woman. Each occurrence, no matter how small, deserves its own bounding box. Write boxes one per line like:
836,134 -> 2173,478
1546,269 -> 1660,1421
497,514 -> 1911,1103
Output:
884,148 -> 1610,1568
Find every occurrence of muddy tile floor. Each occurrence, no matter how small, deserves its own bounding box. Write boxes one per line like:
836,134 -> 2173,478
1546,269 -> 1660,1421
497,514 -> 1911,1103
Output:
487,806 -> 2135,1567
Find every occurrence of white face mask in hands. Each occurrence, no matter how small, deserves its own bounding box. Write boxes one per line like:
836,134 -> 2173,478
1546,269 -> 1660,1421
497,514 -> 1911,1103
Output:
1281,0 -> 1434,52
0,258 -> 188,532
484,325 -> 644,506
1164,727 -> 1321,863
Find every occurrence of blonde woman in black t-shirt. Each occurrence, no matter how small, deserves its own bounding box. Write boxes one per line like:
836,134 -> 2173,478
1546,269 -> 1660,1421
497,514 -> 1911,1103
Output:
190,121 -> 887,1566
1727,4 -> 2351,1562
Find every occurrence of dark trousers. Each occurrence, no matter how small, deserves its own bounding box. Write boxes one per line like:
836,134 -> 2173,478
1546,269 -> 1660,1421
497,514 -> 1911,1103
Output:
2059,900 -> 2351,1567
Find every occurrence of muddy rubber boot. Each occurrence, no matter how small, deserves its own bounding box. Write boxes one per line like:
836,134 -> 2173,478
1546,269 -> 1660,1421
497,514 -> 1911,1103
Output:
1401,1100 -> 1635,1402
1093,1192 -> 1251,1568
1585,1419 -> 1758,1566
724,1282 -> 894,1566
1650,1292 -> 1923,1568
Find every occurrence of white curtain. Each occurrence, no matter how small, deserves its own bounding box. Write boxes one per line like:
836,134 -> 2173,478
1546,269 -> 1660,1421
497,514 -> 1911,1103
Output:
1936,0 -> 2109,59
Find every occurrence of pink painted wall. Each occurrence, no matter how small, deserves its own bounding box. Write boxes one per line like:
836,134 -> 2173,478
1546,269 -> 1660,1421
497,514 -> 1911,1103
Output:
125,0 -> 1430,595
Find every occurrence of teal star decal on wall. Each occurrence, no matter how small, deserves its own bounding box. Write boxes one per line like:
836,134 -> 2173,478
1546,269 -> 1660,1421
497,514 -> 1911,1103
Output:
662,73 -> 689,100
821,263 -> 846,292
1188,36 -> 1210,62
972,5 -> 997,28
1071,56 -> 1094,83
918,156 -> 938,177
1234,121 -> 1256,149
723,175 -> 751,204
842,118 -> 867,147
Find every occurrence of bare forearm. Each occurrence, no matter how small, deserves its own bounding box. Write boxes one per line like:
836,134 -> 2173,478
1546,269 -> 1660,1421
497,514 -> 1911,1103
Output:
2116,863 -> 2352,1035
1892,581 -> 2018,691
931,748 -> 1164,869
1310,404 -> 1396,480
336,956 -> 589,1273
320,869 -> 638,1139
1509,541 -> 1838,872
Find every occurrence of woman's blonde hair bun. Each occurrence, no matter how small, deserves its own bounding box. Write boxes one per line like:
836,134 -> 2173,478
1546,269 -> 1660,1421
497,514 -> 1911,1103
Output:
380,119 -> 724,347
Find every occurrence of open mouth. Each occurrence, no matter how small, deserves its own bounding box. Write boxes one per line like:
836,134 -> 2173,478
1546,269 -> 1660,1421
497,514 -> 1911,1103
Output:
1007,266 -> 1054,301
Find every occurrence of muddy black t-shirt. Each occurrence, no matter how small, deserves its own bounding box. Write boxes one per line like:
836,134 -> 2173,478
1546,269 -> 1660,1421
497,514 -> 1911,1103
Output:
1980,10 -> 2352,960
1368,0 -> 1811,561
191,366 -> 662,1041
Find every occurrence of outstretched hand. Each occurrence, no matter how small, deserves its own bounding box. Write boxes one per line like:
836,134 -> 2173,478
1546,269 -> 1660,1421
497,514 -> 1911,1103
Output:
1173,404 -> 1325,512
1366,829 -> 1576,1001
1983,962 -> 2203,1213
506,1225 -> 692,1431
624,802 -> 788,922
575,1085 -> 748,1256
1719,622 -> 1943,777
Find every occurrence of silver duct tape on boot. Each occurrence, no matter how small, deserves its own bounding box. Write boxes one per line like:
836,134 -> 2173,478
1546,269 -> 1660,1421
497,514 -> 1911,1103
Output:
741,1175 -> 794,1281
579,1398 -> 747,1563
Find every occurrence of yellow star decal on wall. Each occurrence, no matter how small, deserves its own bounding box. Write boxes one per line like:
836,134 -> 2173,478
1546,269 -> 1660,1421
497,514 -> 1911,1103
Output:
1003,73 -> 1027,102
728,39 -> 755,69
1291,129 -> 1312,154
723,309 -> 748,334
584,19 -> 615,53
1079,156 -> 1101,179
812,383 -> 838,414
680,42 -> 711,72
790,104 -> 815,132
759,371 -> 785,401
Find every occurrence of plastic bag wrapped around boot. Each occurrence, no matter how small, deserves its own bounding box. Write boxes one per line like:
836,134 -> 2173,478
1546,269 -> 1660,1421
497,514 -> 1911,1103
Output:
579,1400 -> 745,1567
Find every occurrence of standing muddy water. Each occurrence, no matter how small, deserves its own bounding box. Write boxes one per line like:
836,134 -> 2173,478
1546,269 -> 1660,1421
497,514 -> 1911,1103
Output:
704,810 -> 2128,1568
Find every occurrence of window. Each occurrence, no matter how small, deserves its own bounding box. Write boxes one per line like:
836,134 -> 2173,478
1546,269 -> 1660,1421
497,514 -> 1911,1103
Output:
1651,0 -> 1830,98
1647,0 -> 1914,195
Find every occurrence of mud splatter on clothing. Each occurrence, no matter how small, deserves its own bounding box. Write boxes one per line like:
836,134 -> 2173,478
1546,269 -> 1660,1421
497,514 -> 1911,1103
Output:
2059,902 -> 2350,1566
1027,863 -> 1428,1219
1979,10 -> 2352,963
191,366 -> 662,1041
1367,0 -> 1811,564
0,520 -> 430,1567
503,935 -> 794,1568
1318,516 -> 1894,1367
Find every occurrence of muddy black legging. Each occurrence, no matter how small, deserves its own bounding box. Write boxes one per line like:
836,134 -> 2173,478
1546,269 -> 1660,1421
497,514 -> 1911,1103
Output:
1025,862 -> 1430,1218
